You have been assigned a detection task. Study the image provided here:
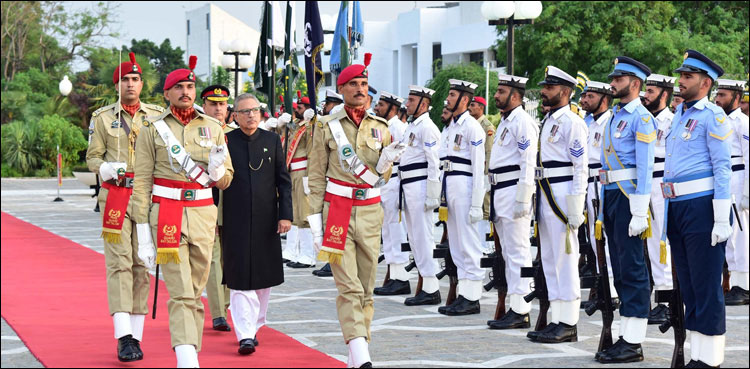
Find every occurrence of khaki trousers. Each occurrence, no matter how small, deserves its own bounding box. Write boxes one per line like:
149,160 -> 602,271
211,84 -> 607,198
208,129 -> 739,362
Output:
291,170 -> 311,228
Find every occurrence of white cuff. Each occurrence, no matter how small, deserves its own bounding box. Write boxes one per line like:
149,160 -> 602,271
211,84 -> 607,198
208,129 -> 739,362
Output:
306,213 -> 323,237
565,194 -> 586,219
514,182 -> 535,204
136,224 -> 153,246
209,164 -> 226,182
471,188 -> 485,209
629,193 -> 650,218
426,179 -> 442,200
622,317 -> 647,344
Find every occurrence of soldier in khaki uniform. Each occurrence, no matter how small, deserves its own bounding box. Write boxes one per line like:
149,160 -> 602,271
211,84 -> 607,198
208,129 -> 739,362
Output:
200,85 -> 234,332
86,52 -> 163,362
286,101 -> 317,268
132,56 -> 234,368
307,54 -> 405,368
469,96 -> 496,253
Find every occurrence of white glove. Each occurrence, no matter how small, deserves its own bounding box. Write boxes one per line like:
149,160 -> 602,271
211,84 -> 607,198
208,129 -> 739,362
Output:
469,186 -> 484,224
742,181 -> 749,212
711,199 -> 733,246
512,183 -> 536,219
425,179 -> 441,211
99,162 -> 126,182
628,193 -> 650,237
278,113 -> 292,127
208,145 -> 227,181
307,213 -> 323,254
303,176 -> 310,195
266,118 -> 278,128
376,141 -> 407,174
136,223 -> 155,270
303,109 -> 315,123
566,194 -> 586,229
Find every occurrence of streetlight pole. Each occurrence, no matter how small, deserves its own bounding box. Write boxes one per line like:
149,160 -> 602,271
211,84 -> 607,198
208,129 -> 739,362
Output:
55,75 -> 72,203
220,39 -> 254,101
483,1 -> 542,76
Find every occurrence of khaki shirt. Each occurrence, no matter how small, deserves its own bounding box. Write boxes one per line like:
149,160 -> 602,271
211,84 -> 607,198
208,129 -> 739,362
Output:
478,115 -> 495,175
131,110 -> 234,224
308,108 -> 393,214
86,102 -> 165,173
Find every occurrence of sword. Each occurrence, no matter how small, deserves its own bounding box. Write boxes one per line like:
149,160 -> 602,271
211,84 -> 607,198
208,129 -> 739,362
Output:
152,264 -> 159,319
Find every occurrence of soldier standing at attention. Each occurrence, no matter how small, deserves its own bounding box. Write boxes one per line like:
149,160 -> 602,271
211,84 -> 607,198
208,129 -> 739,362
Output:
86,52 -> 164,362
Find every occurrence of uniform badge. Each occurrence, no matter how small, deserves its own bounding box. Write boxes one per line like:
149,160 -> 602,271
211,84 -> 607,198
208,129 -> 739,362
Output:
614,120 -> 627,138
408,132 -> 416,146
517,136 -> 530,151
171,145 -> 181,154
198,126 -> 212,147
569,139 -> 584,158
593,132 -> 602,147
682,119 -> 698,139
341,144 -> 354,159
548,124 -> 559,142
500,127 -> 509,141
111,120 -> 120,129
656,129 -> 664,145
371,128 -> 382,142
453,134 -> 463,151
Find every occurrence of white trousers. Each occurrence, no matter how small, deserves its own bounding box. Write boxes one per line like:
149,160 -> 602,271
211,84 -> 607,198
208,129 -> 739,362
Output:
282,225 -> 299,262
230,288 -> 271,341
477,220 -> 494,254
647,178 -> 674,290
381,176 -> 409,265
491,185 -> 532,296
402,180 -> 439,278
445,175 -> 484,281
539,182 -> 581,301
296,228 -> 316,265
727,170 -> 749,282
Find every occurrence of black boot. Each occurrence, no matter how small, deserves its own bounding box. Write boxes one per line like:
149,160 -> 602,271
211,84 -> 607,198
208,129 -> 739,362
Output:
438,295 -> 480,316
374,279 -> 410,296
405,290 -> 441,306
288,261 -> 315,268
724,286 -> 750,305
648,304 -> 669,325
238,338 -> 256,355
535,322 -> 577,343
359,362 -> 373,368
595,336 -> 622,360
527,322 -> 557,341
596,337 -> 644,363
487,309 -> 530,329
117,334 -> 141,362
685,359 -> 716,368
313,263 -> 333,277
213,317 -> 231,331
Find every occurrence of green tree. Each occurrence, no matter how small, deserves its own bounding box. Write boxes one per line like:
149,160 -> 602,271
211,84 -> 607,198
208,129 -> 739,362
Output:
426,63 -> 499,130
128,39 -> 187,92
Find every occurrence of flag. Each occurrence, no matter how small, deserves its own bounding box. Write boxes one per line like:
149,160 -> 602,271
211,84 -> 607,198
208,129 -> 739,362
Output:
351,1 -> 364,59
330,1 -> 350,74
282,1 -> 300,115
254,1 -> 284,112
304,1 -> 324,105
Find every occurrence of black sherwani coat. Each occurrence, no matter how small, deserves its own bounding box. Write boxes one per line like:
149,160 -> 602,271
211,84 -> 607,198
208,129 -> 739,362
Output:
222,128 -> 292,290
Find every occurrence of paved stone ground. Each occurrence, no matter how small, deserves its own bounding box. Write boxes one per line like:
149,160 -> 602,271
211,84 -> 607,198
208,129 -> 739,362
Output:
1,177 -> 748,368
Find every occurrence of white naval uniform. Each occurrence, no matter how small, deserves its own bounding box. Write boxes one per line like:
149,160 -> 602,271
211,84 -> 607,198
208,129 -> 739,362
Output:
726,108 -> 749,290
400,112 -> 442,292
537,105 -> 588,325
489,105 -> 537,314
648,108 -> 675,291
282,225 -> 299,262
440,111 -> 486,301
381,115 -> 410,279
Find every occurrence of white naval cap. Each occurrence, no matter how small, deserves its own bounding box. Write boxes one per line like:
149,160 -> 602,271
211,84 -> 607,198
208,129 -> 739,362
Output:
324,89 -> 344,102
448,79 -> 478,94
583,81 -> 612,95
673,85 -> 681,97
639,91 -> 646,98
716,79 -> 747,91
538,65 -> 577,88
646,73 -> 676,88
379,91 -> 404,105
497,74 -> 529,89
408,85 -> 436,98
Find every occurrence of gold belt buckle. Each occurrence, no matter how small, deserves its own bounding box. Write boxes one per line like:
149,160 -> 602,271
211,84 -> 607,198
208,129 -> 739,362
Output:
660,182 -> 676,199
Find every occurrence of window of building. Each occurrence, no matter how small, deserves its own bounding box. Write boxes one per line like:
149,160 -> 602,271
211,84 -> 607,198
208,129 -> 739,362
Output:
206,13 -> 210,29
187,20 -> 191,35
469,52 -> 483,66
432,43 -> 442,73
324,72 -> 332,86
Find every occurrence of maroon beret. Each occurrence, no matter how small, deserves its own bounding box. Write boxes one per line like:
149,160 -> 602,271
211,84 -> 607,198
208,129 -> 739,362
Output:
112,52 -> 142,85
164,55 -> 197,91
337,53 -> 372,85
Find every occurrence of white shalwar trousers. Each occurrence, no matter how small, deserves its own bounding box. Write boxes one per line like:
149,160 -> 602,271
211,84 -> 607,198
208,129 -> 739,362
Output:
445,175 -> 484,281
381,176 -> 409,266
230,288 -> 271,341
402,180 -> 439,278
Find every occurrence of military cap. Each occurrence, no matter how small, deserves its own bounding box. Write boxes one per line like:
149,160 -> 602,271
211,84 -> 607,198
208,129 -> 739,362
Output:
368,85 -> 378,97
325,89 -> 344,103
449,79 -> 478,94
583,81 -> 612,95
673,85 -> 681,97
674,49 -> 724,81
538,66 -> 577,88
472,96 -> 487,106
646,74 -> 676,88
337,53 -> 372,85
164,55 -> 197,91
408,85 -> 436,99
113,52 -> 142,85
608,56 -> 651,81
497,74 -> 529,89
715,79 -> 746,92
379,91 -> 404,106
200,84 -> 230,102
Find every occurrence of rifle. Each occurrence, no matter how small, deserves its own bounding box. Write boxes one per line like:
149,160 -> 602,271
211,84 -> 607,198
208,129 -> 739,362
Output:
521,193 -> 549,331
583,192 -> 614,353
402,242 -> 424,296
481,229 -> 507,321
722,261 -> 730,294
152,264 -> 159,319
434,219 -> 458,305
655,254 -> 685,368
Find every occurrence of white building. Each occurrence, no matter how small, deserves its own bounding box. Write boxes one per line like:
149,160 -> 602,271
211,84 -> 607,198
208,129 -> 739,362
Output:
185,4 -> 260,86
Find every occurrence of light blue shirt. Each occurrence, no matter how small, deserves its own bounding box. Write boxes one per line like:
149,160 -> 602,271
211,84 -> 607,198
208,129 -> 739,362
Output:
664,96 -> 732,201
601,98 -> 656,195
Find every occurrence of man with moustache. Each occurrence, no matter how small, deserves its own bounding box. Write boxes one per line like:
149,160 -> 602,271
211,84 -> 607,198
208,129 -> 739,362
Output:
485,74 -> 538,330
469,96 -> 496,254
642,74 -> 676,324
132,56 -> 234,367
528,66 -> 588,344
86,52 -> 164,362
714,79 -> 749,305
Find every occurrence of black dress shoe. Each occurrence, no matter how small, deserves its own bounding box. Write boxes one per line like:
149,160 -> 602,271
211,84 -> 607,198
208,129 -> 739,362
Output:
117,334 -> 142,362
527,323 -> 557,341
596,337 -> 643,363
724,286 -> 750,305
130,338 -> 143,360
536,322 -> 577,343
685,359 -> 716,368
405,290 -> 441,306
374,279 -> 411,295
238,338 -> 256,355
595,336 -> 623,360
213,317 -> 231,331
252,337 -> 259,346
313,263 -> 333,277
437,297 -> 459,314
282,258 -> 290,263
288,261 -> 316,268
648,304 -> 670,325
359,362 -> 373,368
438,295 -> 480,316
487,309 -> 530,329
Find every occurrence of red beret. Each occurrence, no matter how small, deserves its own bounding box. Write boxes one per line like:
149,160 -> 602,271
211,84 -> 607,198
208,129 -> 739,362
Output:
472,96 -> 487,106
300,97 -> 310,105
113,52 -> 142,85
164,55 -> 197,91
337,53 -> 372,85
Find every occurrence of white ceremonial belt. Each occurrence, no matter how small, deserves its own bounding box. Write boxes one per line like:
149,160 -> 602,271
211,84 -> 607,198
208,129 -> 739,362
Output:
534,166 -> 574,180
489,171 -> 521,185
325,181 -> 380,200
653,162 -> 665,172
399,168 -> 428,181
152,184 -> 213,201
290,160 -> 308,171
441,160 -> 472,173
731,156 -> 743,166
660,177 -> 714,199
598,168 -> 637,185
588,168 -> 601,178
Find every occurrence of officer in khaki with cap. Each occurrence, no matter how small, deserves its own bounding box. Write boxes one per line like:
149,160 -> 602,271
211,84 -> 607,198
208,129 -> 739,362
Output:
468,96 -> 496,254
87,52 -> 164,362
307,53 -> 405,368
132,56 -> 234,368
199,84 -> 234,332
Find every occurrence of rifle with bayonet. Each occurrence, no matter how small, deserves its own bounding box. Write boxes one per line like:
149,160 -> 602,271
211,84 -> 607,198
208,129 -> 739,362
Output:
583,187 -> 614,353
656,254 -> 685,368
481,228 -> 507,321
401,242 -> 424,295
434,217 -> 458,305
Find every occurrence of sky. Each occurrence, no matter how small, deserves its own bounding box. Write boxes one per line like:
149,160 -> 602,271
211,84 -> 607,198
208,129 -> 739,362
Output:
66,1 -> 447,70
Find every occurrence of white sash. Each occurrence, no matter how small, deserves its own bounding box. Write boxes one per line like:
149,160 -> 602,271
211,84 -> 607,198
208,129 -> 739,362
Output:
152,120 -> 213,187
328,119 -> 383,188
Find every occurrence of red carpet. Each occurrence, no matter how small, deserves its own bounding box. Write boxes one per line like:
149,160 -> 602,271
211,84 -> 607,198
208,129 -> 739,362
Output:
1,212 -> 344,368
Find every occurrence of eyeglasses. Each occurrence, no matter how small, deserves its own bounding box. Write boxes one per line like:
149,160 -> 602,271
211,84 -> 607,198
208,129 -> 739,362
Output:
235,107 -> 261,116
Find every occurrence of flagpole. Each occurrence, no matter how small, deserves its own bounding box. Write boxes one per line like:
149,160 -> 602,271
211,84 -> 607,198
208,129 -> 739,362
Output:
268,1 -> 276,117
284,0 -> 293,157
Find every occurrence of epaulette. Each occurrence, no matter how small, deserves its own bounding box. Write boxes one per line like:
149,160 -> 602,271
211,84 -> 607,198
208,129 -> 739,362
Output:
367,114 -> 388,125
142,103 -> 166,113
91,103 -> 115,118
